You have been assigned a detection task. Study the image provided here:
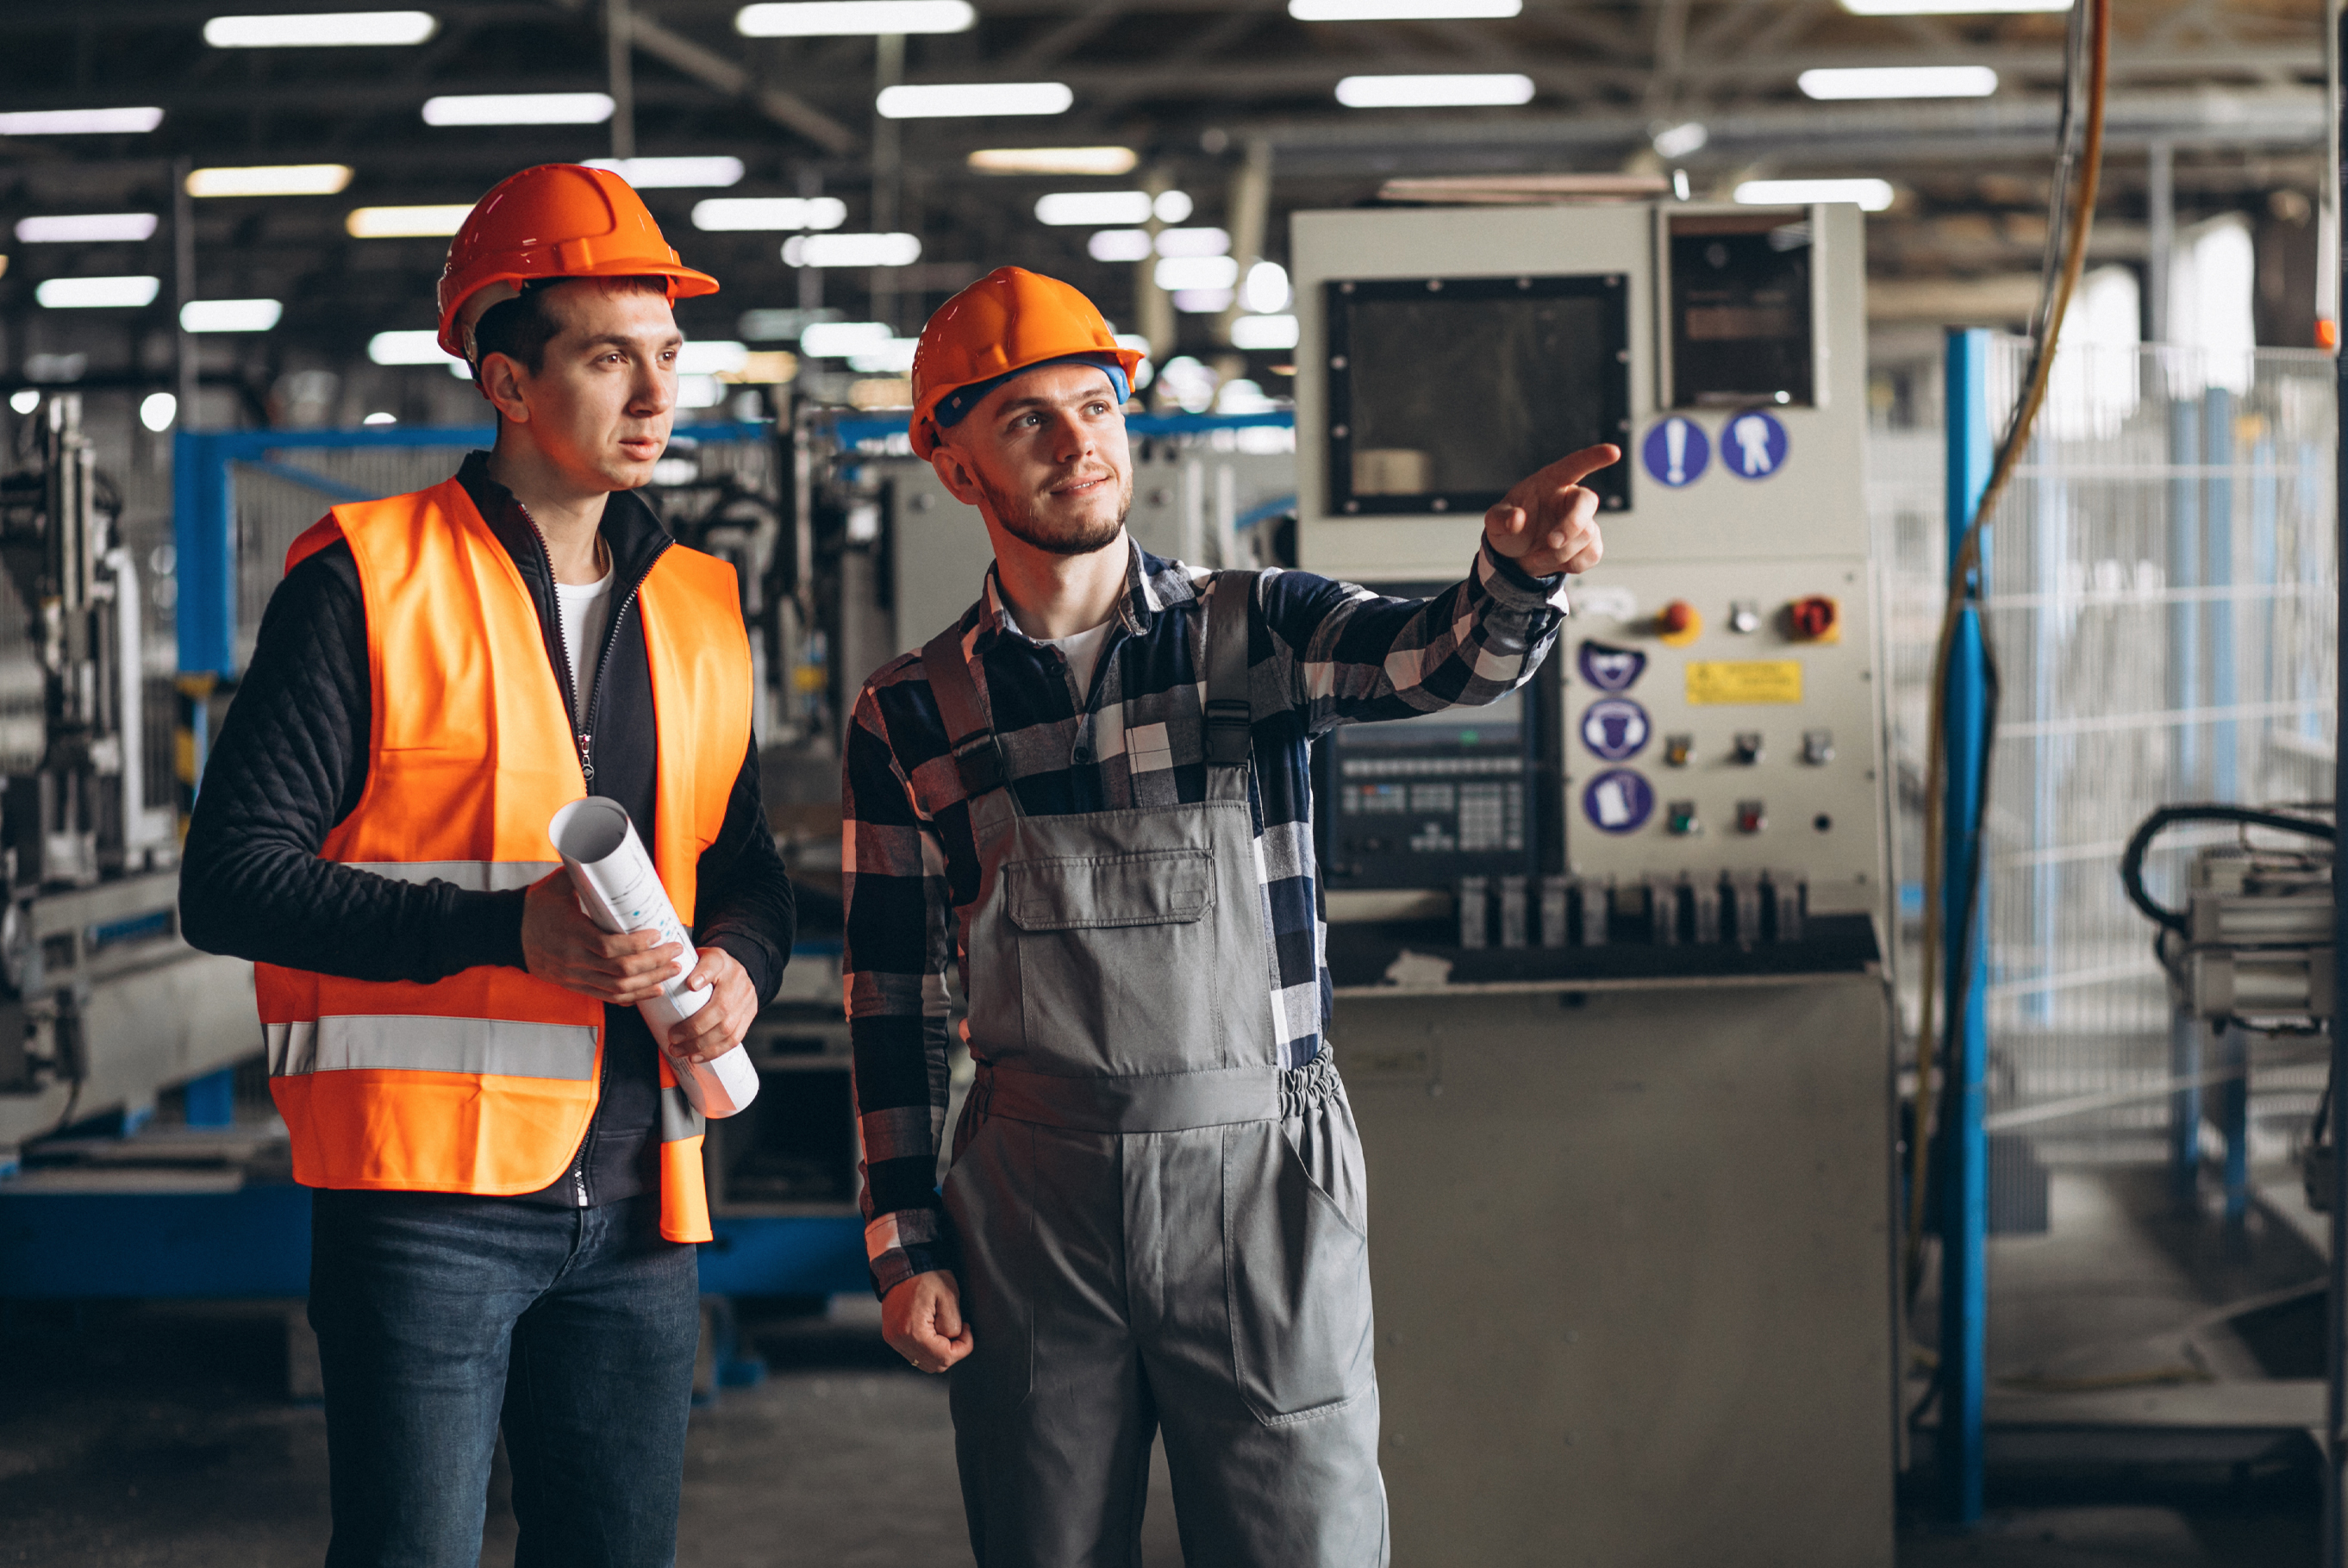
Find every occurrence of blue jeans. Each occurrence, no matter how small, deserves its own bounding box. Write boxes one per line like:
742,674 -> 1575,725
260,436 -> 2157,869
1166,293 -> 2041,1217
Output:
308,1189 -> 699,1568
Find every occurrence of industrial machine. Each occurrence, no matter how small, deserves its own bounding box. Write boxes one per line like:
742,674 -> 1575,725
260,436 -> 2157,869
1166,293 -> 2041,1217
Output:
2120,803 -> 2336,1212
1292,199 -> 1897,1565
0,396 -> 256,1173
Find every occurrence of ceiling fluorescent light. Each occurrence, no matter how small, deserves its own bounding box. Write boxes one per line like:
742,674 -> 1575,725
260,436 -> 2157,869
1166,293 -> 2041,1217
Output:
676,340 -> 752,376
187,163 -> 354,197
203,10 -> 440,47
800,321 -> 896,357
782,232 -> 922,267
1290,0 -> 1518,17
367,329 -> 459,365
346,204 -> 474,238
691,197 -> 847,231
35,276 -> 162,309
1240,260 -> 1291,314
1797,66 -> 1996,99
1840,0 -> 2066,11
1087,230 -> 1152,263
847,339 -> 921,374
1155,227 -> 1230,259
0,108 -> 165,135
969,147 -> 1138,176
1334,73 -> 1535,109
1231,313 -> 1300,351
877,83 -> 1073,119
16,214 -> 159,244
1733,178 -> 1896,211
1154,255 -> 1239,291
1035,191 -> 1153,227
180,297 -> 284,333
422,93 -> 615,127
585,157 -> 746,190
1651,121 -> 1708,159
737,0 -> 974,34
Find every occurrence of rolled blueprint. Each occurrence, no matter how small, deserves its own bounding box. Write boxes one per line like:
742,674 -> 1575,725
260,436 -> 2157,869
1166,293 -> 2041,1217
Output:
549,796 -> 759,1119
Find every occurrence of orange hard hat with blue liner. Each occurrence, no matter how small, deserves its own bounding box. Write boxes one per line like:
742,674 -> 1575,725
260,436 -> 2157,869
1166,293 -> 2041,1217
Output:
909,267 -> 1144,459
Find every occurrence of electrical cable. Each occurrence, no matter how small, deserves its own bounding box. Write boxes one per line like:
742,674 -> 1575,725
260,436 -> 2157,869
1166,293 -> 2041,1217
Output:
1904,0 -> 2112,1308
2119,803 -> 2334,934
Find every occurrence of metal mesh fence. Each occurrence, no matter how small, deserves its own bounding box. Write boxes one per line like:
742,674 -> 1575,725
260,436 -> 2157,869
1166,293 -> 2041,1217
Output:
1872,339 -> 2337,1183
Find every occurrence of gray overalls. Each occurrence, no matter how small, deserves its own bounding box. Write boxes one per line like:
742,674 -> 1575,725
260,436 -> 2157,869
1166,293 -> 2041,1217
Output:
921,572 -> 1389,1567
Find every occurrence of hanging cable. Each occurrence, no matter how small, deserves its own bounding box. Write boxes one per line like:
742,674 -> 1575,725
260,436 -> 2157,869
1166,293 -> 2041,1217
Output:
1903,0 -> 2113,1306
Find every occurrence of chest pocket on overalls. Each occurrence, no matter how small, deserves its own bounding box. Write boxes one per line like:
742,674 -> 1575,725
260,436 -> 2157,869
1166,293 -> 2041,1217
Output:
1004,846 -> 1220,1071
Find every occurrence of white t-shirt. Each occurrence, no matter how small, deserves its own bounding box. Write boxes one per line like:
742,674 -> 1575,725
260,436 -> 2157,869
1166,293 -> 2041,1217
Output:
554,565 -> 616,717
1046,617 -> 1115,700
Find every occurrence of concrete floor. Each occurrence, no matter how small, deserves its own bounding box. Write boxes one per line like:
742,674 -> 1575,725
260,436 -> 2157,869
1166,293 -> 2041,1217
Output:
0,1164 -> 2324,1565
0,1296 -> 1182,1567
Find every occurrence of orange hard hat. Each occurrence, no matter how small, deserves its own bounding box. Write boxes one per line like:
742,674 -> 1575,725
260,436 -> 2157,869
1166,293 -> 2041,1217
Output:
436,164 -> 719,359
909,266 -> 1143,459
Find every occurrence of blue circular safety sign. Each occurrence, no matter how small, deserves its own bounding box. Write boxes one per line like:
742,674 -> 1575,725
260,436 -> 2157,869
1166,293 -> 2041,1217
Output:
1577,640 -> 1647,693
1582,768 -> 1656,834
1723,410 -> 1789,479
1641,416 -> 1710,488
1580,698 -> 1650,762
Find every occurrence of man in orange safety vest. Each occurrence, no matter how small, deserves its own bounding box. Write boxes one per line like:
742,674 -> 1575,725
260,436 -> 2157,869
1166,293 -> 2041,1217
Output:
181,164 -> 796,1565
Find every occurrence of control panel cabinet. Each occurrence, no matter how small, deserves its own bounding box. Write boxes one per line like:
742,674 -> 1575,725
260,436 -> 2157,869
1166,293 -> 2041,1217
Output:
1291,199 -> 1885,946
1292,198 -> 1894,1568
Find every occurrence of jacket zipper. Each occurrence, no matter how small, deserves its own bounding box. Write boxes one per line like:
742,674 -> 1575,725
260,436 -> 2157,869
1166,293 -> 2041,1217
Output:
516,504 -> 673,1208
577,550 -> 665,789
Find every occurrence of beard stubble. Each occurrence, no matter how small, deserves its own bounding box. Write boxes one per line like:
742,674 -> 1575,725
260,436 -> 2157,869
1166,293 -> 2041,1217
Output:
978,468 -> 1132,557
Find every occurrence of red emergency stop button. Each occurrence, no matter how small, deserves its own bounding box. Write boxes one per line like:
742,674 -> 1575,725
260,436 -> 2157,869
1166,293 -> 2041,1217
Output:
1789,595 -> 1840,642
1658,599 -> 1702,646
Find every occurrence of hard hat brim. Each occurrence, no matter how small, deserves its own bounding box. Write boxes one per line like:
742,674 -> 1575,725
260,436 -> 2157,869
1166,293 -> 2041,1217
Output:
436,259 -> 720,359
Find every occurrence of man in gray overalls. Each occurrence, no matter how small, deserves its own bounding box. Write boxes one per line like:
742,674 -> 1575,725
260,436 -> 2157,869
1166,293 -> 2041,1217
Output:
841,267 -> 1611,1565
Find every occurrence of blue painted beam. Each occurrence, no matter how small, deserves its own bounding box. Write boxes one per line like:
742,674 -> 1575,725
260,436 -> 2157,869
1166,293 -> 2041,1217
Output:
697,1214 -> 870,1298
0,1186 -> 314,1298
181,1068 -> 235,1129
0,1184 -> 870,1302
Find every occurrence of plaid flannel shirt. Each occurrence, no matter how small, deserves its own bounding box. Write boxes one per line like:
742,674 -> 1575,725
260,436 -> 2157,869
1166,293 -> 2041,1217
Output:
842,538 -> 1571,1296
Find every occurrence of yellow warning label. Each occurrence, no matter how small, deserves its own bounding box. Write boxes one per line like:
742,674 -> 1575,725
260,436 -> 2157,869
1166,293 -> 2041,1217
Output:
1685,660 -> 1803,705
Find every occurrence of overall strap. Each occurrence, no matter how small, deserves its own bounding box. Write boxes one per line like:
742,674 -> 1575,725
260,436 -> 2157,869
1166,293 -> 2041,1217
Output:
921,623 -> 1015,807
1203,571 -> 1258,770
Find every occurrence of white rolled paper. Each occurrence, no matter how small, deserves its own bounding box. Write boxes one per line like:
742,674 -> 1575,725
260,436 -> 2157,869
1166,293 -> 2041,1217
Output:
549,796 -> 760,1119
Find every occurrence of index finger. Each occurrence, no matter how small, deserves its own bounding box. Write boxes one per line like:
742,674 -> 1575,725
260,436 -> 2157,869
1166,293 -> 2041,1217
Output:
1521,443 -> 1621,496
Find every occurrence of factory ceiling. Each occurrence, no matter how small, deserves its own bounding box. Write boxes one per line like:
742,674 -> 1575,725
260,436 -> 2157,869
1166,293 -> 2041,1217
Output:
0,0 -> 2328,396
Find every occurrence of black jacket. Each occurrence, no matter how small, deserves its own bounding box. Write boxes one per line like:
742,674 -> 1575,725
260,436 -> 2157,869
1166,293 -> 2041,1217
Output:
181,452 -> 795,1207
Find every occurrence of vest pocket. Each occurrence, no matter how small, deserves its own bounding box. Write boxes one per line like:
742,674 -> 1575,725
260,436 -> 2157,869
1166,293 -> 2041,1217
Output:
1223,1119 -> 1376,1426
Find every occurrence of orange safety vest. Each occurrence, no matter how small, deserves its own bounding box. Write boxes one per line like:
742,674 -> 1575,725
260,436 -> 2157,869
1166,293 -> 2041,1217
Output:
253,477 -> 751,1244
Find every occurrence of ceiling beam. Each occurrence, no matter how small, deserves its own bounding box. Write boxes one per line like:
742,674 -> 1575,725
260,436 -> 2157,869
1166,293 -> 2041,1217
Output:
627,11 -> 863,153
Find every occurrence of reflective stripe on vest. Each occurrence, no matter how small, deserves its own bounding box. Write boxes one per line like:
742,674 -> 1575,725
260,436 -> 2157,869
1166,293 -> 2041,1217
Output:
343,860 -> 559,893
265,1017 -> 598,1080
255,478 -> 751,1243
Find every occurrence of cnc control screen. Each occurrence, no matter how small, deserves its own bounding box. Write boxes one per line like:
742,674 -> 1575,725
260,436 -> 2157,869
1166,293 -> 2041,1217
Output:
1315,617 -> 1548,891
1324,274 -> 1630,519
